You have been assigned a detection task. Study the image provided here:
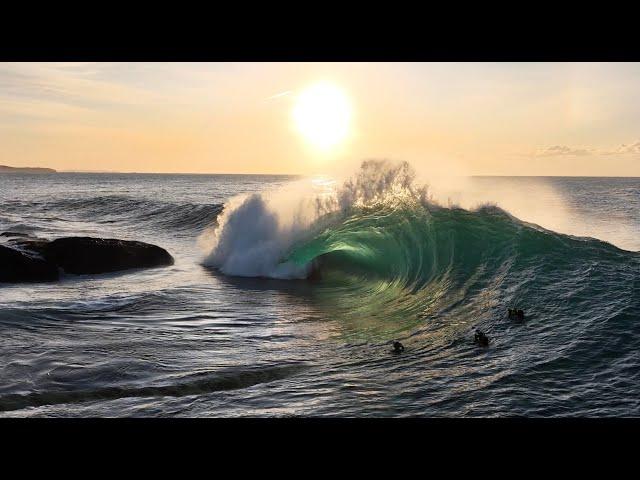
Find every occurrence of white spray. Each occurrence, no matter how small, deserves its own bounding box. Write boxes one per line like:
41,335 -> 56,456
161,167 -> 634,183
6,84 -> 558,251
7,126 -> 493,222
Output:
200,160 -> 429,279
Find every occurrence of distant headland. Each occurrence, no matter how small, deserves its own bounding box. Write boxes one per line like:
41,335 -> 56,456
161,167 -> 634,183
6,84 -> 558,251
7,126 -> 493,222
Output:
0,165 -> 57,174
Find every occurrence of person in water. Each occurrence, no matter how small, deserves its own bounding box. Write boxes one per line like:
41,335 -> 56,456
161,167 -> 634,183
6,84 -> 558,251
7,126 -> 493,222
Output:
508,308 -> 525,320
393,341 -> 405,354
474,330 -> 489,346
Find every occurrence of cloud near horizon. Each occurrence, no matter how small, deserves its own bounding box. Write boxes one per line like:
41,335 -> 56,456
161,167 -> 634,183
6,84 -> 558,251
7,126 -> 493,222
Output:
533,145 -> 592,157
531,140 -> 640,158
603,141 -> 640,155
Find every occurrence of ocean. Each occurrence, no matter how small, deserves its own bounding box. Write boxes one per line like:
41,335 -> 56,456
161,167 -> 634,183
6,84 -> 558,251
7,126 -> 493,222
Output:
1,162 -> 639,417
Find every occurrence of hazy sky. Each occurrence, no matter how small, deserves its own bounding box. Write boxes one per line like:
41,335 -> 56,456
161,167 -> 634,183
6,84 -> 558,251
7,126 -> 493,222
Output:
1,62 -> 639,176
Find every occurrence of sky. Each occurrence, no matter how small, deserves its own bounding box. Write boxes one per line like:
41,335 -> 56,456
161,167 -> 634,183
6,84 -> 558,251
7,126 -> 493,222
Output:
1,62 -> 639,176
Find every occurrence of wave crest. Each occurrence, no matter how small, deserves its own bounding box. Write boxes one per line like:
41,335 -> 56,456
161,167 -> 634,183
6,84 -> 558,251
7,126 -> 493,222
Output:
201,160 -> 637,328
201,160 -> 430,278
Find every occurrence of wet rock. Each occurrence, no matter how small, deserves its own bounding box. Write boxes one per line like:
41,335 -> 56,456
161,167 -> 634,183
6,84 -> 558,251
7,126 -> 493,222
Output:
0,244 -> 59,283
39,237 -> 174,274
1,234 -> 174,282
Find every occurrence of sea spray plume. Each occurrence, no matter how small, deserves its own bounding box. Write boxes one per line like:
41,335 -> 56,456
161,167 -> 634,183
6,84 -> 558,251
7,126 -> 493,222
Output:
201,160 -> 429,279
337,159 -> 430,210
202,193 -> 313,278
201,178 -> 338,279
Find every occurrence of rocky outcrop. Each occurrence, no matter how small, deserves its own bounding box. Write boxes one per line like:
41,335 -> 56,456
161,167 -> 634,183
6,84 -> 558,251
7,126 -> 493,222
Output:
0,245 -> 59,283
39,237 -> 174,274
0,235 -> 174,283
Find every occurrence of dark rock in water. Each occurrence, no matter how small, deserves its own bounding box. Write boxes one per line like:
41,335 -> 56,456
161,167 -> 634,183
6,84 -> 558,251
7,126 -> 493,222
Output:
39,237 -> 174,274
1,234 -> 173,282
0,244 -> 59,283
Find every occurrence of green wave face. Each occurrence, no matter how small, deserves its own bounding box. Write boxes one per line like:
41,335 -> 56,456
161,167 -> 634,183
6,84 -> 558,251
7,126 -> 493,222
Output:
284,199 -> 638,340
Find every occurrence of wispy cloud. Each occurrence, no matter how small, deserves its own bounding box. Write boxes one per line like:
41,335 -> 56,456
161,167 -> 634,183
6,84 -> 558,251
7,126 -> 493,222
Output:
0,63 -> 166,121
264,90 -> 293,101
602,141 -> 640,155
529,140 -> 640,158
533,145 -> 593,157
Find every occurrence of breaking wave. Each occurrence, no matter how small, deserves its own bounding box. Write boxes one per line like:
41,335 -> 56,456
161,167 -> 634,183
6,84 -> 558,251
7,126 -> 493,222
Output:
202,160 -> 639,324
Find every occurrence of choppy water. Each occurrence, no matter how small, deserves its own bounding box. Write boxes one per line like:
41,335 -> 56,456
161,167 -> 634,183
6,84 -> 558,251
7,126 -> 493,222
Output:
1,164 -> 639,417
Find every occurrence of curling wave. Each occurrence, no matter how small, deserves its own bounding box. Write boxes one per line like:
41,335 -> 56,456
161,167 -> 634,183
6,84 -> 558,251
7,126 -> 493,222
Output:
203,160 -> 640,327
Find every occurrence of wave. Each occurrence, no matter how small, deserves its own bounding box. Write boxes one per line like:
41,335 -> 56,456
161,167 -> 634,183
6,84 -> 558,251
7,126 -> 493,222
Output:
0,363 -> 308,412
4,195 -> 223,233
202,160 -> 640,327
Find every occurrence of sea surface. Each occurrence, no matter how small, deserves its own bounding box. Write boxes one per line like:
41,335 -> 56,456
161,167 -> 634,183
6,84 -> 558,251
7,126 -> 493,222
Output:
1,165 -> 639,417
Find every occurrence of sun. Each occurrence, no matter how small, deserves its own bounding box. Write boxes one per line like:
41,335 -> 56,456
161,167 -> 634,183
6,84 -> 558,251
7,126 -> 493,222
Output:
293,82 -> 352,151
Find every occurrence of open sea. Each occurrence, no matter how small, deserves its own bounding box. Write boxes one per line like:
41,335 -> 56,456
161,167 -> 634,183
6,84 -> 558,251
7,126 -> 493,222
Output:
1,164 -> 639,417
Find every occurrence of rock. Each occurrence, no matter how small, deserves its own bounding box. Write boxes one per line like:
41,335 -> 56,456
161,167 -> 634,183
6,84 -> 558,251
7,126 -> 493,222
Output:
38,237 -> 174,274
0,244 -> 59,283
1,235 -> 174,282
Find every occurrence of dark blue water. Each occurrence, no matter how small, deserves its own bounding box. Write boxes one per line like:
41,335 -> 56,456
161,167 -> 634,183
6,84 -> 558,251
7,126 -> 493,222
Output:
1,169 -> 638,417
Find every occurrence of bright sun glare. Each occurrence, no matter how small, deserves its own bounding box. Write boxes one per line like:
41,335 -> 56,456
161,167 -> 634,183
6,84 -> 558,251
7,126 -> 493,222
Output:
293,82 -> 351,151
